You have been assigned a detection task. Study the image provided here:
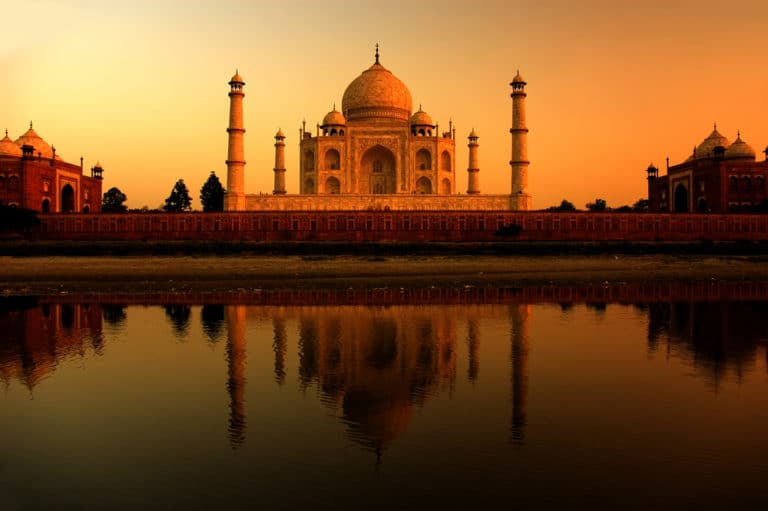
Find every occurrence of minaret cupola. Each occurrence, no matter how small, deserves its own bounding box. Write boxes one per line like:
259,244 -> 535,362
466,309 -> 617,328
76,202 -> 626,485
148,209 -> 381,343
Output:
410,105 -> 434,136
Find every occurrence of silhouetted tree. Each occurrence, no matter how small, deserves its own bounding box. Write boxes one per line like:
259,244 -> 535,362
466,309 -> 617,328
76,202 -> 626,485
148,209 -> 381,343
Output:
101,187 -> 128,213
494,222 -> 523,238
200,171 -> 225,212
586,198 -> 608,212
613,205 -> 632,212
548,199 -> 577,212
632,198 -> 650,212
0,205 -> 40,233
163,179 -> 192,212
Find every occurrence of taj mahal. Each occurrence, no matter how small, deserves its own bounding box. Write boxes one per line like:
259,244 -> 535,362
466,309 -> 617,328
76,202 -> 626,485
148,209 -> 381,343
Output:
224,47 -> 531,212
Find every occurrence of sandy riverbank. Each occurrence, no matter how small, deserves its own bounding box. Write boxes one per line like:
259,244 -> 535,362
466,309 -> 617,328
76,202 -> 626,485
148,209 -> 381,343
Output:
1,255 -> 768,295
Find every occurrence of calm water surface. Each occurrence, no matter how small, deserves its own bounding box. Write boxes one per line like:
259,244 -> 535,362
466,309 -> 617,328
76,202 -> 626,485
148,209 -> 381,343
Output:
1,286 -> 767,510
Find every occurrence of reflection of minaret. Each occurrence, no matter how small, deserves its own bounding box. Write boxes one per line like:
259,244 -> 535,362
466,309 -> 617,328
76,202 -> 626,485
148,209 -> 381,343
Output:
225,305 -> 247,449
467,318 -> 480,382
509,304 -> 530,445
298,317 -> 318,389
272,318 -> 287,385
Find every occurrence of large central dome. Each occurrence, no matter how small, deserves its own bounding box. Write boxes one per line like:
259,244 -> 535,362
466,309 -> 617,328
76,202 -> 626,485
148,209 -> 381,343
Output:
341,61 -> 413,123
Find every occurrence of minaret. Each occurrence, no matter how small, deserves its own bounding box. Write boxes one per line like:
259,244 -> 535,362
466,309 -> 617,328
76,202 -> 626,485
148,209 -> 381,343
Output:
225,71 -> 246,211
510,71 -> 531,210
466,129 -> 480,194
273,129 -> 287,194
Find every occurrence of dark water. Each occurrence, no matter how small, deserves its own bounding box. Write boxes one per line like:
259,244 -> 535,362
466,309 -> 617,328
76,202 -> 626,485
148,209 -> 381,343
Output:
1,285 -> 767,510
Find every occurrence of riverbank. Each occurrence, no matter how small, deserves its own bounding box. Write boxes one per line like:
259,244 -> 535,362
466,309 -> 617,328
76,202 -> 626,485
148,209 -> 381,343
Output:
2,254 -> 768,295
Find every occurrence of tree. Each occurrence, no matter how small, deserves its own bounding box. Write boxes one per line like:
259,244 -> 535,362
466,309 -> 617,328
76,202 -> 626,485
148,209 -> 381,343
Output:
632,198 -> 650,212
586,198 -> 608,212
0,205 -> 39,234
548,199 -> 577,212
101,187 -> 128,213
200,171 -> 225,212
163,179 -> 192,212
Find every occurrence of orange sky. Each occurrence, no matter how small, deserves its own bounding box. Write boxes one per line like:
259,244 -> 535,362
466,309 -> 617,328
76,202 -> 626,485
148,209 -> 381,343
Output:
3,0 -> 767,210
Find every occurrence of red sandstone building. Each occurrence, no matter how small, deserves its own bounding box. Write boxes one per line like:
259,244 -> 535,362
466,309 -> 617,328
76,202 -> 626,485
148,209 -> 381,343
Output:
0,124 -> 103,213
646,125 -> 768,213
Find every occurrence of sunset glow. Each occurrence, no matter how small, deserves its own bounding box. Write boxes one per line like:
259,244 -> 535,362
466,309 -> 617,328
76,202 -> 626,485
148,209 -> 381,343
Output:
3,0 -> 767,210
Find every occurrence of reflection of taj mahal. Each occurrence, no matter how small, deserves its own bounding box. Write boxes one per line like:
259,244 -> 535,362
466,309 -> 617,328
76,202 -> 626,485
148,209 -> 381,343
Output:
224,46 -> 532,211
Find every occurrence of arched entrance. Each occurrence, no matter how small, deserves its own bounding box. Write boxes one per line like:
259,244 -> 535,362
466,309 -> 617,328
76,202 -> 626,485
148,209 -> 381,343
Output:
61,184 -> 75,213
416,149 -> 432,170
41,199 -> 50,213
674,184 -> 688,213
415,177 -> 432,194
441,178 -> 451,195
360,145 -> 396,194
304,178 -> 316,194
325,177 -> 340,194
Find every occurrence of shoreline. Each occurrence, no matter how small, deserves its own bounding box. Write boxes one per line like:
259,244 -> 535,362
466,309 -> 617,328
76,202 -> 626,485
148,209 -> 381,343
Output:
2,254 -> 768,295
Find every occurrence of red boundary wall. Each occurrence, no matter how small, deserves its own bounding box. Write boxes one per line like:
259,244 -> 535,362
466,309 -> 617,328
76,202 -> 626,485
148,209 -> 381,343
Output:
31,211 -> 768,242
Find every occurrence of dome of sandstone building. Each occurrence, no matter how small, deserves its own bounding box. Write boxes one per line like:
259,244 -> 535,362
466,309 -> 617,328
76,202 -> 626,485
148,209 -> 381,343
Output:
342,60 -> 413,123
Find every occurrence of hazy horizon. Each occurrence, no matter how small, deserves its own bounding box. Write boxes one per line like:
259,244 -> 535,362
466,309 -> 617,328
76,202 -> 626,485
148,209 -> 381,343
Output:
3,0 -> 767,209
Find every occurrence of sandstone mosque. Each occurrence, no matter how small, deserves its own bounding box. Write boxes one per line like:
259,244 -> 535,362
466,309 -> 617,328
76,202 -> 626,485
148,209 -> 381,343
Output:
224,46 -> 531,212
0,124 -> 103,213
646,125 -> 768,213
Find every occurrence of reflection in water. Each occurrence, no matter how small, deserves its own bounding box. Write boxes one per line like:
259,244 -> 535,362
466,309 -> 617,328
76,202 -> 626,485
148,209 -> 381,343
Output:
0,299 -> 103,389
647,301 -> 768,389
2,286 -> 768,462
272,318 -> 287,385
164,304 -> 191,338
278,306 -> 459,460
102,304 -> 127,327
226,305 -> 247,449
201,304 -> 225,344
467,319 -> 480,382
510,304 -> 530,445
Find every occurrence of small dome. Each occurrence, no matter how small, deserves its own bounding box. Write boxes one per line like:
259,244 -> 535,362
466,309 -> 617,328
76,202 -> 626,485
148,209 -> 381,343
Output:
726,132 -> 756,160
275,128 -> 285,138
695,126 -> 730,159
0,131 -> 22,157
410,108 -> 433,127
342,61 -> 413,123
512,70 -> 526,84
468,128 -> 479,139
14,125 -> 56,159
229,71 -> 244,84
322,109 -> 346,126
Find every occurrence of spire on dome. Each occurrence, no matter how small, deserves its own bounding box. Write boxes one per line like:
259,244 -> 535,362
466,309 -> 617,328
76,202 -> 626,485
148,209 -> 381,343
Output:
375,43 -> 380,64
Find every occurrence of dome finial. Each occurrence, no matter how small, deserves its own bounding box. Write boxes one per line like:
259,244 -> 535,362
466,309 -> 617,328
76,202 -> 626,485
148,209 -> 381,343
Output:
713,121 -> 717,130
29,121 -> 33,129
333,102 -> 336,111
375,43 -> 380,64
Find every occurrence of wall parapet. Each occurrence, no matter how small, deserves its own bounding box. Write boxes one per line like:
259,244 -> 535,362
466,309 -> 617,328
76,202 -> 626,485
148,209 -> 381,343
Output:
29,211 -> 768,242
